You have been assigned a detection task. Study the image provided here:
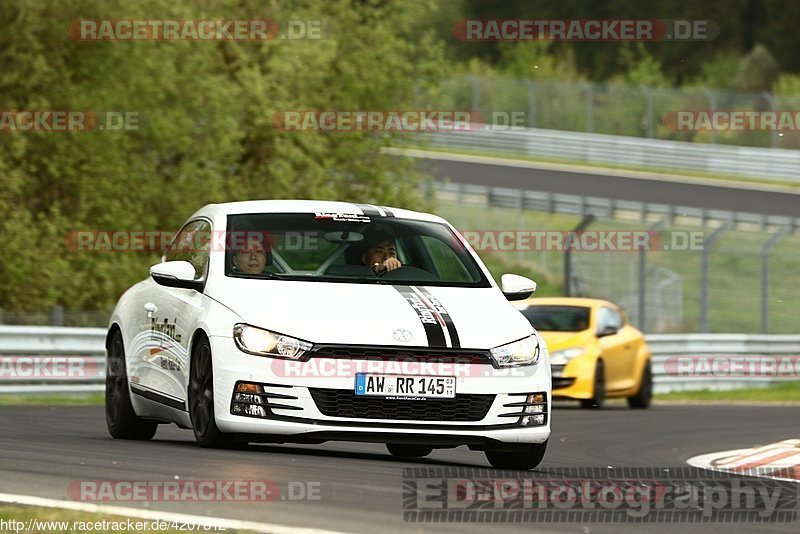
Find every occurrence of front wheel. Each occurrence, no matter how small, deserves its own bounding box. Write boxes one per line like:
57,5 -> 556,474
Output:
580,360 -> 605,409
485,440 -> 548,470
627,361 -> 653,409
105,330 -> 158,440
189,337 -> 239,448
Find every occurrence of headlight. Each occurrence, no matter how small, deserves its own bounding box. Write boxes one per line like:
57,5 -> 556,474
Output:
490,335 -> 540,367
233,323 -> 312,360
549,347 -> 586,365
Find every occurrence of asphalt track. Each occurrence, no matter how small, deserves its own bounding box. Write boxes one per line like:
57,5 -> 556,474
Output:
413,154 -> 800,218
1,404 -> 797,533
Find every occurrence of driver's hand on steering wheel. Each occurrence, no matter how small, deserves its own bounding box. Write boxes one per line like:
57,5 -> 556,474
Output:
372,257 -> 402,273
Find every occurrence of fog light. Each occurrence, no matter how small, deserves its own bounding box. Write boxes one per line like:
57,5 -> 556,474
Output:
524,404 -> 544,414
529,393 -> 545,403
521,414 -> 545,426
231,382 -> 267,418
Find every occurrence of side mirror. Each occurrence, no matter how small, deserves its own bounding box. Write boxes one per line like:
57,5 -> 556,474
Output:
597,325 -> 619,337
150,261 -> 203,291
501,274 -> 537,301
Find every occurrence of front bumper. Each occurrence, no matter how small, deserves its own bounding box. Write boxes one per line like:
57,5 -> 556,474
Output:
209,335 -> 551,445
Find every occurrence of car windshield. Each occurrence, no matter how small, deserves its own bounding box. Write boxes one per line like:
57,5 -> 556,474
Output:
520,305 -> 591,332
224,213 -> 489,287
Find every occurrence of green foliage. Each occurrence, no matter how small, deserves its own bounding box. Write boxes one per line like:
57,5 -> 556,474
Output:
0,0 -> 448,312
733,43 -> 780,92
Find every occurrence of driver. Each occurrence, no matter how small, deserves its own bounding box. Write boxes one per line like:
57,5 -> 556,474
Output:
360,231 -> 402,274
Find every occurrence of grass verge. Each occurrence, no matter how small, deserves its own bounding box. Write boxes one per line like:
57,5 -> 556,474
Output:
655,381 -> 800,403
0,393 -> 103,406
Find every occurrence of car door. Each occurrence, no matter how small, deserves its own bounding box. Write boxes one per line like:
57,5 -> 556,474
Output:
595,306 -> 632,393
136,219 -> 211,405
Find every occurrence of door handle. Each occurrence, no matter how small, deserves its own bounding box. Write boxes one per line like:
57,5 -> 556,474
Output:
144,302 -> 158,318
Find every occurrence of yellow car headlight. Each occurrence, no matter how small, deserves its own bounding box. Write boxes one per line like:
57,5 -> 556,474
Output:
549,347 -> 586,365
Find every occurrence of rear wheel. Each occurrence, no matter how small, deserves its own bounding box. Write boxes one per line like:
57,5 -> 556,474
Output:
105,330 -> 158,440
386,443 -> 433,458
627,361 -> 653,409
189,337 -> 239,448
485,440 -> 548,470
580,360 -> 605,409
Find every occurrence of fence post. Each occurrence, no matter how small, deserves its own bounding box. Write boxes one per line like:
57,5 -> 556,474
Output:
699,222 -> 731,332
638,219 -> 668,331
703,89 -> 717,144
51,305 -> 65,327
525,79 -> 537,128
469,76 -> 480,113
0,307 -> 3,325
641,85 -> 654,138
584,82 -> 594,133
564,214 -> 596,296
760,227 -> 791,333
763,91 -> 777,148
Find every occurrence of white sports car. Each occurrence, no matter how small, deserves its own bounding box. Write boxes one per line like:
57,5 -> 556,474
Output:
106,200 -> 551,469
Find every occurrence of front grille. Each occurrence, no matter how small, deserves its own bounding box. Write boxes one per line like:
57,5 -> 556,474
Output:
309,388 -> 495,421
308,345 -> 493,365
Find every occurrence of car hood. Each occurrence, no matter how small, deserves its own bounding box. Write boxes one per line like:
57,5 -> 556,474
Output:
208,279 -> 534,349
538,330 -> 594,352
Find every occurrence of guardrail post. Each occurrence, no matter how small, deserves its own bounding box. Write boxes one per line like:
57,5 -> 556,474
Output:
761,227 -> 791,333
638,219 -> 668,331
51,305 -> 64,327
699,222 -> 731,332
564,214 -> 596,296
525,79 -> 536,128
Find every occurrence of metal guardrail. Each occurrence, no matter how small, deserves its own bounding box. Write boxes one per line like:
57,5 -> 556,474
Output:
423,126 -> 800,182
0,327 -> 797,395
433,181 -> 800,233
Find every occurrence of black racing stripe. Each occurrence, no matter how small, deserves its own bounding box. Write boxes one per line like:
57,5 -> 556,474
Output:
414,287 -> 461,349
380,206 -> 395,217
356,204 -> 383,217
393,285 -> 446,347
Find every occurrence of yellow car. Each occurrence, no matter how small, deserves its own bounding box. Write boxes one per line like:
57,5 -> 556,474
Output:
514,297 -> 652,409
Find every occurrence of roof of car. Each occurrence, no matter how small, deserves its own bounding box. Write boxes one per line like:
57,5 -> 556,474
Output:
188,200 -> 446,224
515,297 -> 616,309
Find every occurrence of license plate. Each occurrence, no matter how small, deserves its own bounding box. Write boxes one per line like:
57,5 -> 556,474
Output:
355,374 -> 456,398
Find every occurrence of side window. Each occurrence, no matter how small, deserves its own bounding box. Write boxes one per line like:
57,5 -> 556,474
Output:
164,220 -> 210,280
596,306 -> 622,334
419,236 -> 471,282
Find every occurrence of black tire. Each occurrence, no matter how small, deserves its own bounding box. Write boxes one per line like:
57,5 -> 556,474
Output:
105,330 -> 158,440
386,443 -> 433,458
580,360 -> 605,409
627,361 -> 653,409
485,440 -> 548,470
189,336 -> 239,448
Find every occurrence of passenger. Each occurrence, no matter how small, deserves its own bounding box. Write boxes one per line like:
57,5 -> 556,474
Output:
232,240 -> 268,275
